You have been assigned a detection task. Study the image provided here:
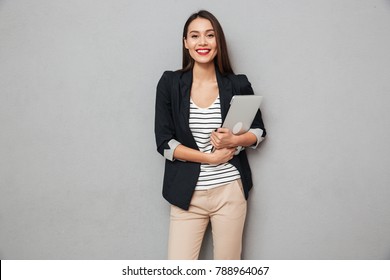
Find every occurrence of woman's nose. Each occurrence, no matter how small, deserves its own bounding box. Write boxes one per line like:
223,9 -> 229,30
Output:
199,35 -> 207,45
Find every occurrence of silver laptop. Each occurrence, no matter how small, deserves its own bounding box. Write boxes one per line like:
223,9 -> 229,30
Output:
222,95 -> 263,135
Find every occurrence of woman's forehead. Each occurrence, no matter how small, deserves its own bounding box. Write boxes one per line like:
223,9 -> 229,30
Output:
187,18 -> 214,32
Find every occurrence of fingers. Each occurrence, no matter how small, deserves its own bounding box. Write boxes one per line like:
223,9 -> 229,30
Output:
228,149 -> 234,160
210,134 -> 220,148
227,148 -> 235,161
214,146 -> 238,164
216,127 -> 229,133
211,129 -> 231,149
223,147 -> 236,157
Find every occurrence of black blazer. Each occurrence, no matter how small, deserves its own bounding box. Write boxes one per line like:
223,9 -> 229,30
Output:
154,68 -> 266,210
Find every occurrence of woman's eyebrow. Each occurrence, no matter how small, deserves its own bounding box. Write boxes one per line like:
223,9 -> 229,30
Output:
188,29 -> 214,34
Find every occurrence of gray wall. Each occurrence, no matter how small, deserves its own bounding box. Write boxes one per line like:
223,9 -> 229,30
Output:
1,0 -> 389,259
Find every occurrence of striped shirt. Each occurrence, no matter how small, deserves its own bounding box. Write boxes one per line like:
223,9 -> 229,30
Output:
189,96 -> 240,190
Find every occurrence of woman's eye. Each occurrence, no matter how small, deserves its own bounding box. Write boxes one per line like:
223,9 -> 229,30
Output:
207,34 -> 215,38
191,35 -> 198,39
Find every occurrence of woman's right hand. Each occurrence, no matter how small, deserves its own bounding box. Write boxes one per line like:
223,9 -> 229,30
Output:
208,147 -> 236,165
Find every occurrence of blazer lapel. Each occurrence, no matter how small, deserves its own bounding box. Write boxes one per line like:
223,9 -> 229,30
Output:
216,70 -> 234,121
179,70 -> 192,129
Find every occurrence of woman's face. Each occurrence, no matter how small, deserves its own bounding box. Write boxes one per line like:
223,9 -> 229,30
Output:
184,17 -> 217,66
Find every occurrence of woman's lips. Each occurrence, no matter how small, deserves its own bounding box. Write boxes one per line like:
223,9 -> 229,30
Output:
196,49 -> 211,55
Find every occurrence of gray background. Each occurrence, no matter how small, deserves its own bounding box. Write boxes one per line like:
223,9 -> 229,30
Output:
1,0 -> 389,260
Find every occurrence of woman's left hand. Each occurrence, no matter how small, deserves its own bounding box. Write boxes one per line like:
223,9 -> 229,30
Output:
210,128 -> 237,149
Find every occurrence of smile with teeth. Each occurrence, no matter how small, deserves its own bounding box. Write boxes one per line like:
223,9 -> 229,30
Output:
196,49 -> 211,55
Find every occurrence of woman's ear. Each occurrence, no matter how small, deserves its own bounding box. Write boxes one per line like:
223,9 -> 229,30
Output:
183,37 -> 188,49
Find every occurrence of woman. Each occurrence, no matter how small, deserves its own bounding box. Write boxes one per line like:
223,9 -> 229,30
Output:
154,10 -> 266,260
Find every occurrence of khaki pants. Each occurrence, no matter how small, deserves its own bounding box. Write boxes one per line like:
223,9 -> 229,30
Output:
168,179 -> 247,260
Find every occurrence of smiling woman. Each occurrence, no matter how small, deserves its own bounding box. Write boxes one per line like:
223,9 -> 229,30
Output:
181,10 -> 233,74
154,10 -> 266,260
184,18 -> 218,65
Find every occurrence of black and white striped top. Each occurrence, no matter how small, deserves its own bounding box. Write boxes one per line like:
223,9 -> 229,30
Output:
189,96 -> 240,190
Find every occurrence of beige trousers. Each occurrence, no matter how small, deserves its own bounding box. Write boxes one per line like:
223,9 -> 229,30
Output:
168,179 -> 247,260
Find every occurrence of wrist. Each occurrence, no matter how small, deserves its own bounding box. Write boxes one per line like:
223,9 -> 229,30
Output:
232,134 -> 241,147
233,132 -> 256,147
202,151 -> 213,164
206,152 -> 216,164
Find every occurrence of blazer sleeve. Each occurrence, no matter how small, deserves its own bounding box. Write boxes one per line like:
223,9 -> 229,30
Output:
154,71 -> 181,161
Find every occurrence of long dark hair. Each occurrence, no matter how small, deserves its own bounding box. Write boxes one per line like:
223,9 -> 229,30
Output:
181,10 -> 234,75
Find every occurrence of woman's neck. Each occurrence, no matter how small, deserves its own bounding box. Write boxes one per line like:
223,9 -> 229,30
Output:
192,62 -> 216,82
